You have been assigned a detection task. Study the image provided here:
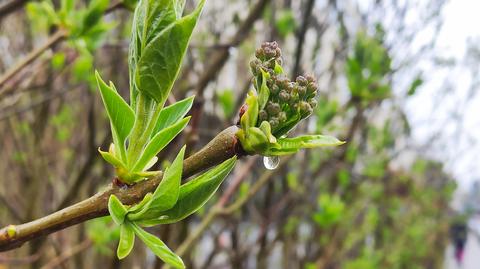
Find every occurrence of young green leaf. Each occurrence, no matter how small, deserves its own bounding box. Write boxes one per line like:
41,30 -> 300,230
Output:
98,148 -> 125,168
240,90 -> 259,130
108,195 -> 128,225
95,71 -> 135,162
257,70 -> 270,110
152,96 -> 194,135
132,117 -> 190,171
129,146 -> 185,220
82,0 -> 110,33
128,192 -> 153,214
117,221 -> 135,259
131,223 -> 185,269
134,0 -> 205,104
137,156 -> 237,226
129,0 -> 177,107
266,135 -> 345,156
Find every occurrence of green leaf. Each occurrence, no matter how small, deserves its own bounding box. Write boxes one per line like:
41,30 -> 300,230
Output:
266,135 -> 345,156
128,192 -> 153,213
117,221 -> 135,259
108,195 -> 128,225
132,117 -> 190,171
257,70 -> 270,110
134,0 -> 205,104
217,89 -> 235,118
138,157 -> 237,226
275,10 -> 296,38
99,149 -> 125,168
129,146 -> 185,220
152,96 -> 194,136
82,0 -> 110,33
131,223 -> 185,269
240,90 -> 259,130
95,71 -> 135,162
407,76 -> 423,96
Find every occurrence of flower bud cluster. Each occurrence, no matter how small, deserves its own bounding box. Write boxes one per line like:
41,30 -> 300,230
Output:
250,41 -> 318,133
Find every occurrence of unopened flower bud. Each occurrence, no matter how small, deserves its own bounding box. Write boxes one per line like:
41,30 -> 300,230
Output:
259,110 -> 268,121
278,111 -> 287,123
296,76 -> 308,86
308,98 -> 318,109
279,90 -> 290,102
266,102 -> 281,116
307,82 -> 318,95
269,117 -> 279,129
299,101 -> 313,116
289,94 -> 299,106
276,75 -> 289,89
255,48 -> 264,60
297,85 -> 307,97
250,59 -> 262,75
305,74 -> 316,83
271,84 -> 280,95
286,82 -> 295,93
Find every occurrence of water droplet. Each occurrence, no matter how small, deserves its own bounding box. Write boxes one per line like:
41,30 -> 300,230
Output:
263,156 -> 280,170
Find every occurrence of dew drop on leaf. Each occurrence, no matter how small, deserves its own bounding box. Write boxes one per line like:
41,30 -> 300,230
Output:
263,156 -> 280,170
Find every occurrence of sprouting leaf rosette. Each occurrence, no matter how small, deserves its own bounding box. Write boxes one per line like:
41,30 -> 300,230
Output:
96,0 -> 205,184
236,42 -> 345,156
94,0 -> 238,267
108,146 -> 237,268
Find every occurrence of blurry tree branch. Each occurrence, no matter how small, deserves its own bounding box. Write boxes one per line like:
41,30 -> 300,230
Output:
172,156 -> 292,260
0,0 -> 28,20
0,126 -> 243,251
0,1 -> 124,97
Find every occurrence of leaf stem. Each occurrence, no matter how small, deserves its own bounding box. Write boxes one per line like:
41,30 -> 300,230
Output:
127,94 -> 154,166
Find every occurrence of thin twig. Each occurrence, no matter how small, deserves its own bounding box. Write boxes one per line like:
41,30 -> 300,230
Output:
0,126 -> 242,252
0,0 -> 28,20
172,157 -> 291,260
40,239 -> 92,269
0,30 -> 67,92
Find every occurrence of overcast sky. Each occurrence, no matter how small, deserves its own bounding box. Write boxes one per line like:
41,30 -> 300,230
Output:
405,0 -> 480,191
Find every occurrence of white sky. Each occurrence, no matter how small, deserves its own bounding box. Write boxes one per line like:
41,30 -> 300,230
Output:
406,0 -> 480,190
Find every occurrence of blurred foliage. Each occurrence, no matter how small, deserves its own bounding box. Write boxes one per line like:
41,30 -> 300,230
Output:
0,0 -> 457,268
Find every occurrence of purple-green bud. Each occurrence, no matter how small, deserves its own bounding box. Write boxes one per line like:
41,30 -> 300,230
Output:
269,117 -> 279,129
305,74 -> 316,83
271,84 -> 280,95
299,101 -> 313,116
250,59 -> 262,75
307,82 -> 318,96
296,76 -> 308,86
259,110 -> 268,121
286,82 -> 295,93
278,111 -> 287,123
276,75 -> 289,89
266,101 -> 281,116
297,85 -> 307,97
255,48 -> 264,60
279,90 -> 290,102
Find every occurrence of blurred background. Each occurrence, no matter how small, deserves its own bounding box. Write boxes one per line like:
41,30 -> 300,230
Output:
0,0 -> 479,268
